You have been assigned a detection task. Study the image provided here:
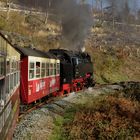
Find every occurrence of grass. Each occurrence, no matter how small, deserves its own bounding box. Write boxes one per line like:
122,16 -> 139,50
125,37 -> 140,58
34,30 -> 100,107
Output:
48,107 -> 77,140
86,40 -> 139,84
86,47 -> 129,84
48,116 -> 64,140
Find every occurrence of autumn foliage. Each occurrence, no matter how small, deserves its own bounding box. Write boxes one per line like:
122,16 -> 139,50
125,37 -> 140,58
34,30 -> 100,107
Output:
63,95 -> 140,140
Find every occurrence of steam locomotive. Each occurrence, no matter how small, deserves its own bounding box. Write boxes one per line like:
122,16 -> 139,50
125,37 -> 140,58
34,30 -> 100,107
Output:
0,33 -> 94,139
49,49 -> 94,93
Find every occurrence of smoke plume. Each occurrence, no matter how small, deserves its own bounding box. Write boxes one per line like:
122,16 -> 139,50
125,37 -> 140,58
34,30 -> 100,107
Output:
17,0 -> 93,50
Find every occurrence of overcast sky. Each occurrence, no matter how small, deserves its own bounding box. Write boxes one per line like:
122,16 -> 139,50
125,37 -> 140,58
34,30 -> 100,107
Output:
87,0 -> 140,11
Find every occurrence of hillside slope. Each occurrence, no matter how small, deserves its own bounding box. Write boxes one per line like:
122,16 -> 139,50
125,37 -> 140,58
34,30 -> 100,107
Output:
85,24 -> 140,83
0,9 -> 61,50
0,7 -> 139,83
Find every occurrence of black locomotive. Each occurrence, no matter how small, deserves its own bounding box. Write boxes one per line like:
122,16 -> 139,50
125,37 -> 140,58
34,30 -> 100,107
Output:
49,49 -> 94,92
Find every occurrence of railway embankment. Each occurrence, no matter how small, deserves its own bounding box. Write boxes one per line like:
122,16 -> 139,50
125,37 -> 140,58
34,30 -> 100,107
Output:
13,81 -> 140,140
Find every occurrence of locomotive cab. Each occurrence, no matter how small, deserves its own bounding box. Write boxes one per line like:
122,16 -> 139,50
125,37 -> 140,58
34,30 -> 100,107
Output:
71,53 -> 93,78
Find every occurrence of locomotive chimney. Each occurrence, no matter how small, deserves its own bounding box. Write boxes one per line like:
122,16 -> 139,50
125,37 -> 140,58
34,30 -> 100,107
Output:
81,47 -> 85,52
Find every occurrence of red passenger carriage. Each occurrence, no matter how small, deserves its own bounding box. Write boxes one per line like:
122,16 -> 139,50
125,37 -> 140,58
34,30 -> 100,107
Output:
16,47 -> 60,104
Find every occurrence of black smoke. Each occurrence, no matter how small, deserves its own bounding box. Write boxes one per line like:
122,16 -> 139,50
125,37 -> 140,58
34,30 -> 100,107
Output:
17,0 -> 93,50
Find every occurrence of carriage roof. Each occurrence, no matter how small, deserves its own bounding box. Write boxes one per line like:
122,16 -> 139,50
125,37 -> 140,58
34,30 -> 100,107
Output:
15,46 -> 57,59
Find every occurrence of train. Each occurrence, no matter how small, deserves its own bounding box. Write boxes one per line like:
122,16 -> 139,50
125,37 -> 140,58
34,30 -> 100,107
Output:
0,32 -> 94,139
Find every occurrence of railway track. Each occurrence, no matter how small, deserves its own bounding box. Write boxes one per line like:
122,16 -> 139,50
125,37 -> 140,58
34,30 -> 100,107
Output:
18,91 -> 77,119
19,97 -> 55,119
17,86 -> 106,119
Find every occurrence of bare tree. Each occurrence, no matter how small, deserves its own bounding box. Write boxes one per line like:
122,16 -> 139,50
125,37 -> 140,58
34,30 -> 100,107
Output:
44,0 -> 51,24
0,0 -> 13,20
6,0 -> 12,20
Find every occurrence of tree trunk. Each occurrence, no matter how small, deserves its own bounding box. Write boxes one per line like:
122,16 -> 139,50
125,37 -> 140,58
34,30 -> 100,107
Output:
44,0 -> 51,25
44,12 -> 49,24
6,0 -> 12,20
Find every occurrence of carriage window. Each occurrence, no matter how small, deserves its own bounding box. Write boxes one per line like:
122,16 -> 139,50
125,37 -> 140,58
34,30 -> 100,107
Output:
50,63 -> 53,75
14,61 -> 17,72
17,61 -> 20,71
16,72 -> 18,85
29,62 -> 35,79
6,59 -> 10,74
54,63 -> 56,75
11,61 -> 14,72
10,74 -> 14,91
0,57 -> 4,76
36,62 -> 40,78
46,63 -> 49,76
15,61 -> 20,85
17,72 -> 20,84
56,63 -> 60,75
5,75 -> 10,102
41,63 -> 45,77
0,80 -> 5,111
6,76 -> 10,95
14,73 -> 16,87
11,61 -> 16,72
30,62 -> 34,69
16,61 -> 18,71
